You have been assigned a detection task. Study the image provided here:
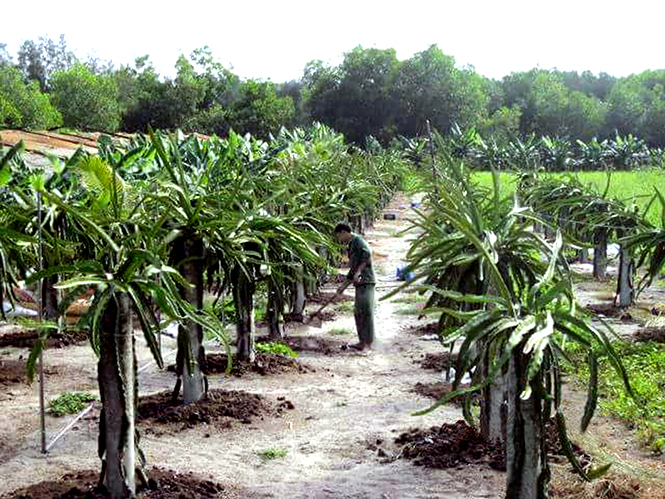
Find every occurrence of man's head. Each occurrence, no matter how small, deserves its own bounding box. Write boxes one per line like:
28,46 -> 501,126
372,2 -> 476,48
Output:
334,222 -> 353,244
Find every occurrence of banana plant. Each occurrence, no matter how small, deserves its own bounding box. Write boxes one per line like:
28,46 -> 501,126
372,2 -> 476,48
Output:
473,137 -> 508,170
606,133 -> 648,170
448,123 -> 482,159
539,136 -> 572,172
505,135 -> 540,170
574,138 -> 611,171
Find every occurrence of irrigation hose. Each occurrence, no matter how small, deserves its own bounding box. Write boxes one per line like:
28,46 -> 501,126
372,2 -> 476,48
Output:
45,403 -> 95,453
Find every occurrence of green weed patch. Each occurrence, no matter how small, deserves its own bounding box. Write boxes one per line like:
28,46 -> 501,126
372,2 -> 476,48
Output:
255,341 -> 298,359
48,391 -> 97,417
328,327 -> 352,335
335,301 -> 354,313
258,448 -> 288,460
565,340 -> 665,454
395,306 -> 423,316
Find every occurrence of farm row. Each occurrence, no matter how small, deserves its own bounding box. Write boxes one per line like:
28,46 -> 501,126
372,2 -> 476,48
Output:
0,125 -> 409,497
1,126 -> 665,498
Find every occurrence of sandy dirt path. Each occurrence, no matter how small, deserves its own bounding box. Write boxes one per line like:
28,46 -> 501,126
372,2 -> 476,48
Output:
0,194 -> 505,498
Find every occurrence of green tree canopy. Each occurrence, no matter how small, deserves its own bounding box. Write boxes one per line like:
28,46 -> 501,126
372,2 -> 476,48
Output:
531,71 -> 606,140
16,35 -> 77,89
0,43 -> 12,67
303,47 -> 401,144
605,70 -> 665,145
393,45 -> 488,137
227,79 -> 295,139
50,63 -> 121,131
502,69 -> 607,141
0,65 -> 62,128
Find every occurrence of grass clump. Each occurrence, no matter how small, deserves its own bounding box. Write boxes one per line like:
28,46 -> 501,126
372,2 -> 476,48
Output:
255,341 -> 298,359
49,391 -> 97,417
329,327 -> 352,335
335,301 -> 354,313
258,448 -> 288,460
565,339 -> 665,454
395,306 -> 423,316
391,293 -> 424,304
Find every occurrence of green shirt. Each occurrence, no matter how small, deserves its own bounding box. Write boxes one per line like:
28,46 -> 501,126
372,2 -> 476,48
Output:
347,234 -> 376,284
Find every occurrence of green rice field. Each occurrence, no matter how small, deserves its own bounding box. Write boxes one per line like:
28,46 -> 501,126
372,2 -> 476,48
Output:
473,169 -> 665,226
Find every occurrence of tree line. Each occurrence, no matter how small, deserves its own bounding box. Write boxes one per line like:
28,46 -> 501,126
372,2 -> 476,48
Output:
2,35 -> 665,147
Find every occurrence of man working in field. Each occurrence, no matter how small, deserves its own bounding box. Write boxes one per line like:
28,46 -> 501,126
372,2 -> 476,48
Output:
333,223 -> 375,350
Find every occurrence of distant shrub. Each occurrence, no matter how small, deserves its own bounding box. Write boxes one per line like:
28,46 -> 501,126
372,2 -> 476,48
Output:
0,66 -> 62,129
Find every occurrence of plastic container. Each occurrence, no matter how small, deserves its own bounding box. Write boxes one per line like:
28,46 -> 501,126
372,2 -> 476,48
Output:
396,267 -> 416,282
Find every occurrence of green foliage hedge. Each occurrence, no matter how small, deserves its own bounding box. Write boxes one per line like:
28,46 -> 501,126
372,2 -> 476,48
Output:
0,66 -> 61,129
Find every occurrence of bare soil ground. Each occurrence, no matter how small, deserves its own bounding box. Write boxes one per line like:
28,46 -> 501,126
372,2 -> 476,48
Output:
1,195 -> 664,498
0,130 -> 98,157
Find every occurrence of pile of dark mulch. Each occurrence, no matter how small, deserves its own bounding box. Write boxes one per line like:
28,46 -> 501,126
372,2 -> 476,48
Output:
417,351 -> 457,371
634,326 -> 665,343
403,322 -> 439,337
0,328 -> 88,349
2,468 -> 231,499
585,303 -> 633,321
394,420 -> 505,471
257,335 -> 347,356
543,419 -> 592,468
392,418 -> 590,473
412,381 -> 475,407
167,352 -> 313,378
138,389 -> 294,430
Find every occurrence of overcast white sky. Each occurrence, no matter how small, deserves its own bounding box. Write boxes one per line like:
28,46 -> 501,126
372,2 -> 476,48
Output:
3,0 -> 663,81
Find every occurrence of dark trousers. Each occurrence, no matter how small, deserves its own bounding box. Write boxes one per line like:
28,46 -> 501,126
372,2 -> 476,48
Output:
354,284 -> 375,345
